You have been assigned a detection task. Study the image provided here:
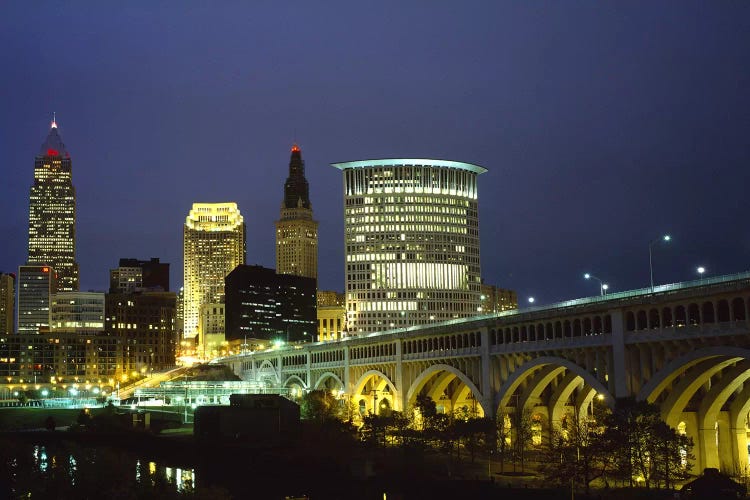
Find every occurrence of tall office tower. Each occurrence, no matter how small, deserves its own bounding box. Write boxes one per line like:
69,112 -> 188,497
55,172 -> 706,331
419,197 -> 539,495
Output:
275,145 -> 318,279
0,273 -> 14,335
183,203 -> 246,339
17,265 -> 56,334
109,257 -> 170,293
28,116 -> 79,292
224,265 -> 316,343
331,159 -> 487,334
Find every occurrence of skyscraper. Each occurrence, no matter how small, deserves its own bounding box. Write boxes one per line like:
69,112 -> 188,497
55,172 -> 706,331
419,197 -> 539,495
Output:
275,144 -> 318,280
224,265 -> 316,343
17,265 -> 56,334
331,159 -> 486,334
183,203 -> 246,339
28,116 -> 79,292
0,273 -> 14,335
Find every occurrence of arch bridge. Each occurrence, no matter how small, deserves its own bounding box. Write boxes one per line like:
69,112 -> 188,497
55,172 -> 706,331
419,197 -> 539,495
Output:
219,272 -> 750,475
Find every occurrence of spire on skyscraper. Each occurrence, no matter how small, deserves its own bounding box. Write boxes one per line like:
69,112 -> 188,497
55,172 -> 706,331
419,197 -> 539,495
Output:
40,116 -> 69,157
283,143 -> 311,209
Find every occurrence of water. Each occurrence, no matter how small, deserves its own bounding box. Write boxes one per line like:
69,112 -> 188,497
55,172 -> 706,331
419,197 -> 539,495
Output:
0,437 -> 205,499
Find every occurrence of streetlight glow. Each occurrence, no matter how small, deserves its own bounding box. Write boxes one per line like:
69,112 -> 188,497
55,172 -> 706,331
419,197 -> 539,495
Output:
528,297 -> 535,304
584,273 -> 607,296
697,266 -> 705,275
649,233 -> 672,292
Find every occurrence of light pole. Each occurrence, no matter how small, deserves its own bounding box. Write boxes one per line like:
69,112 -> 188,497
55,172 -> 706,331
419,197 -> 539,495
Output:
697,266 -> 706,278
649,234 -> 671,292
527,297 -> 535,304
583,273 -> 609,296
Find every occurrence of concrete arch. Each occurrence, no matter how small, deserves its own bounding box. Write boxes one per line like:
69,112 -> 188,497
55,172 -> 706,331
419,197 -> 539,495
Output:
638,346 -> 750,403
698,360 -> 750,430
313,371 -> 344,390
282,374 -> 308,390
730,384 -> 750,430
518,365 -> 566,412
495,356 -> 612,412
257,359 -> 280,385
662,358 -> 741,427
406,363 -> 486,415
352,369 -> 397,397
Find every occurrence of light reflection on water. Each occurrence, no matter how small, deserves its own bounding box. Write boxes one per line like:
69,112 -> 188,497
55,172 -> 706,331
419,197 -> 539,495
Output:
28,443 -> 196,492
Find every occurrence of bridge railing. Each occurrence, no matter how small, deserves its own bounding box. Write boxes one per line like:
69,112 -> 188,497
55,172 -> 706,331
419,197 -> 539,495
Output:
218,270 -> 750,357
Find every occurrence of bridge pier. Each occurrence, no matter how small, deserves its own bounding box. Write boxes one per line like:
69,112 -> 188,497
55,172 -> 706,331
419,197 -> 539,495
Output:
730,425 -> 749,475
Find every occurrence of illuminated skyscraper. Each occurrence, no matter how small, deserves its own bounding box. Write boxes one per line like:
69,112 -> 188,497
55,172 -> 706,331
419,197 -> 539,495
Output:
331,159 -> 486,334
183,203 -> 245,339
17,264 -> 56,334
28,116 -> 79,292
0,273 -> 14,335
275,144 -> 318,279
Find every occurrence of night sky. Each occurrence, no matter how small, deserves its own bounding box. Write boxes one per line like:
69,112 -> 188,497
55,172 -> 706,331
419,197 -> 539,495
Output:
1,2 -> 748,305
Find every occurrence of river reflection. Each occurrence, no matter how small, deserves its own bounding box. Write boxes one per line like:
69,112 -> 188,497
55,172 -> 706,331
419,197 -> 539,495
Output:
3,439 -> 199,498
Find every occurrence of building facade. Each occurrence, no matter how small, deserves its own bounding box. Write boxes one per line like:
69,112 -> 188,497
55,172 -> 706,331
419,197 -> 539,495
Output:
331,159 -> 486,334
28,117 -> 79,292
225,265 -> 316,343
50,291 -> 105,334
480,283 -> 518,313
183,202 -> 246,339
17,265 -> 56,334
0,332 -> 121,384
105,291 -> 178,374
275,145 -> 318,280
200,302 -> 225,359
317,290 -> 346,341
110,257 -> 170,293
0,273 -> 14,335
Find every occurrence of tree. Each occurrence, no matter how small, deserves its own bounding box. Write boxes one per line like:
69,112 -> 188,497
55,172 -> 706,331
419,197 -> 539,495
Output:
541,408 -> 613,494
299,390 -> 338,423
602,397 -> 693,489
413,393 -> 437,431
511,408 -> 534,472
496,411 -> 512,474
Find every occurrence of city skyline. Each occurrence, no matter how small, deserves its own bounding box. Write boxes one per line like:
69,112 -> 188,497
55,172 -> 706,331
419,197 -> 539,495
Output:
1,3 -> 748,305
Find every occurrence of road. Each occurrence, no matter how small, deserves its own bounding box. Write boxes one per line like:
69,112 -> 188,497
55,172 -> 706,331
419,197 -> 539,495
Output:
117,366 -> 190,400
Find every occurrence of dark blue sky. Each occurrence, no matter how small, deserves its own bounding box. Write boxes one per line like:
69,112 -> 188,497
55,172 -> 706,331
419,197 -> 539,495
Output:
1,2 -> 748,304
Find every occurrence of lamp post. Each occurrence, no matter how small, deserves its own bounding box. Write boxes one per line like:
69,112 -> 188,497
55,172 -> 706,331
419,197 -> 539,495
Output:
583,273 -> 609,296
649,234 -> 671,292
527,297 -> 535,304
697,266 -> 706,277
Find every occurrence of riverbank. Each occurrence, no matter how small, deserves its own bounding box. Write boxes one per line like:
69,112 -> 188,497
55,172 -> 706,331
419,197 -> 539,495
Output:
0,428 -> 684,500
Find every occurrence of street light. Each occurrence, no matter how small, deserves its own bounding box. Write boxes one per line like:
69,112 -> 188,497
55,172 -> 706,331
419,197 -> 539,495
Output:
697,266 -> 706,276
528,297 -> 535,304
584,273 -> 609,296
649,234 -> 671,292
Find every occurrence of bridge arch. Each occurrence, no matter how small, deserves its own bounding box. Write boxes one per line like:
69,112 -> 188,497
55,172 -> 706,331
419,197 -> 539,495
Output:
313,372 -> 345,391
351,369 -> 399,413
256,359 -> 280,386
495,356 -> 612,413
637,346 -> 750,403
406,363 -> 486,417
637,347 -> 750,474
283,374 -> 308,390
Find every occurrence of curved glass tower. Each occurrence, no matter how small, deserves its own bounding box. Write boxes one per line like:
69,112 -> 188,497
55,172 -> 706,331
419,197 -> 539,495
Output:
331,159 -> 486,334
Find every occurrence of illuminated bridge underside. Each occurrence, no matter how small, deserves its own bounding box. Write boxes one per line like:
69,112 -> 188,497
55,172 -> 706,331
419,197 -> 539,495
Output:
220,273 -> 750,475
